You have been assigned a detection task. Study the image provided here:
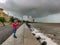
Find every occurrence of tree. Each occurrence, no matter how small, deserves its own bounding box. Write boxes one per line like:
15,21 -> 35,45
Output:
9,16 -> 15,22
0,17 -> 6,26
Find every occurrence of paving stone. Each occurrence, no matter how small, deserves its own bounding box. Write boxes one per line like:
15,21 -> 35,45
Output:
1,23 -> 40,45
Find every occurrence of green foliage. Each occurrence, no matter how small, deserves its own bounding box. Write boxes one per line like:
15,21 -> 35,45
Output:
14,18 -> 21,22
0,17 -> 6,26
18,19 -> 21,22
9,16 -> 15,22
0,17 -> 6,23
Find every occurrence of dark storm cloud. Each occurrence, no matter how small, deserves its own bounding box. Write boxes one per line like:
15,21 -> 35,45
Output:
0,0 -> 60,18
20,0 -> 60,17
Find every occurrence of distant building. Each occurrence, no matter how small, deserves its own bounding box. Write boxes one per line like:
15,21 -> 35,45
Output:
22,15 -> 34,22
0,8 -> 10,21
28,16 -> 33,22
23,15 -> 28,21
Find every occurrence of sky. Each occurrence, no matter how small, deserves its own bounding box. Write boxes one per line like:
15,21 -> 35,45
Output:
35,13 -> 60,23
0,0 -> 60,19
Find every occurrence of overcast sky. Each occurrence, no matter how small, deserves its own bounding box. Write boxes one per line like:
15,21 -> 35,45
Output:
0,0 -> 60,18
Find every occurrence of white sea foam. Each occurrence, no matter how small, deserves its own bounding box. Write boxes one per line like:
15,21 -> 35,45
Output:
31,28 -> 59,45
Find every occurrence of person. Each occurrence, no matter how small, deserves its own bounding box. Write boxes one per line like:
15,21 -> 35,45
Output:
12,20 -> 18,38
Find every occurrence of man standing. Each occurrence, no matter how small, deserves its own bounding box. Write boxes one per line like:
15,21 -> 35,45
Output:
12,20 -> 18,38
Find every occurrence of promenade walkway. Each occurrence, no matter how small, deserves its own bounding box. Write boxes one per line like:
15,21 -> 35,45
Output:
1,23 -> 40,45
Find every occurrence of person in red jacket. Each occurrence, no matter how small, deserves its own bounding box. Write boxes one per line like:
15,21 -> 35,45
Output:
12,20 -> 18,38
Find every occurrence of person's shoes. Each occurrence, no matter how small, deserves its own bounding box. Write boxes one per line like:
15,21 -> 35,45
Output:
13,35 -> 17,38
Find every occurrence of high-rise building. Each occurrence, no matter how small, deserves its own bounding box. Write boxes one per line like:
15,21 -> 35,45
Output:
28,16 -> 33,22
22,15 -> 28,21
0,8 -> 10,21
22,15 -> 34,22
